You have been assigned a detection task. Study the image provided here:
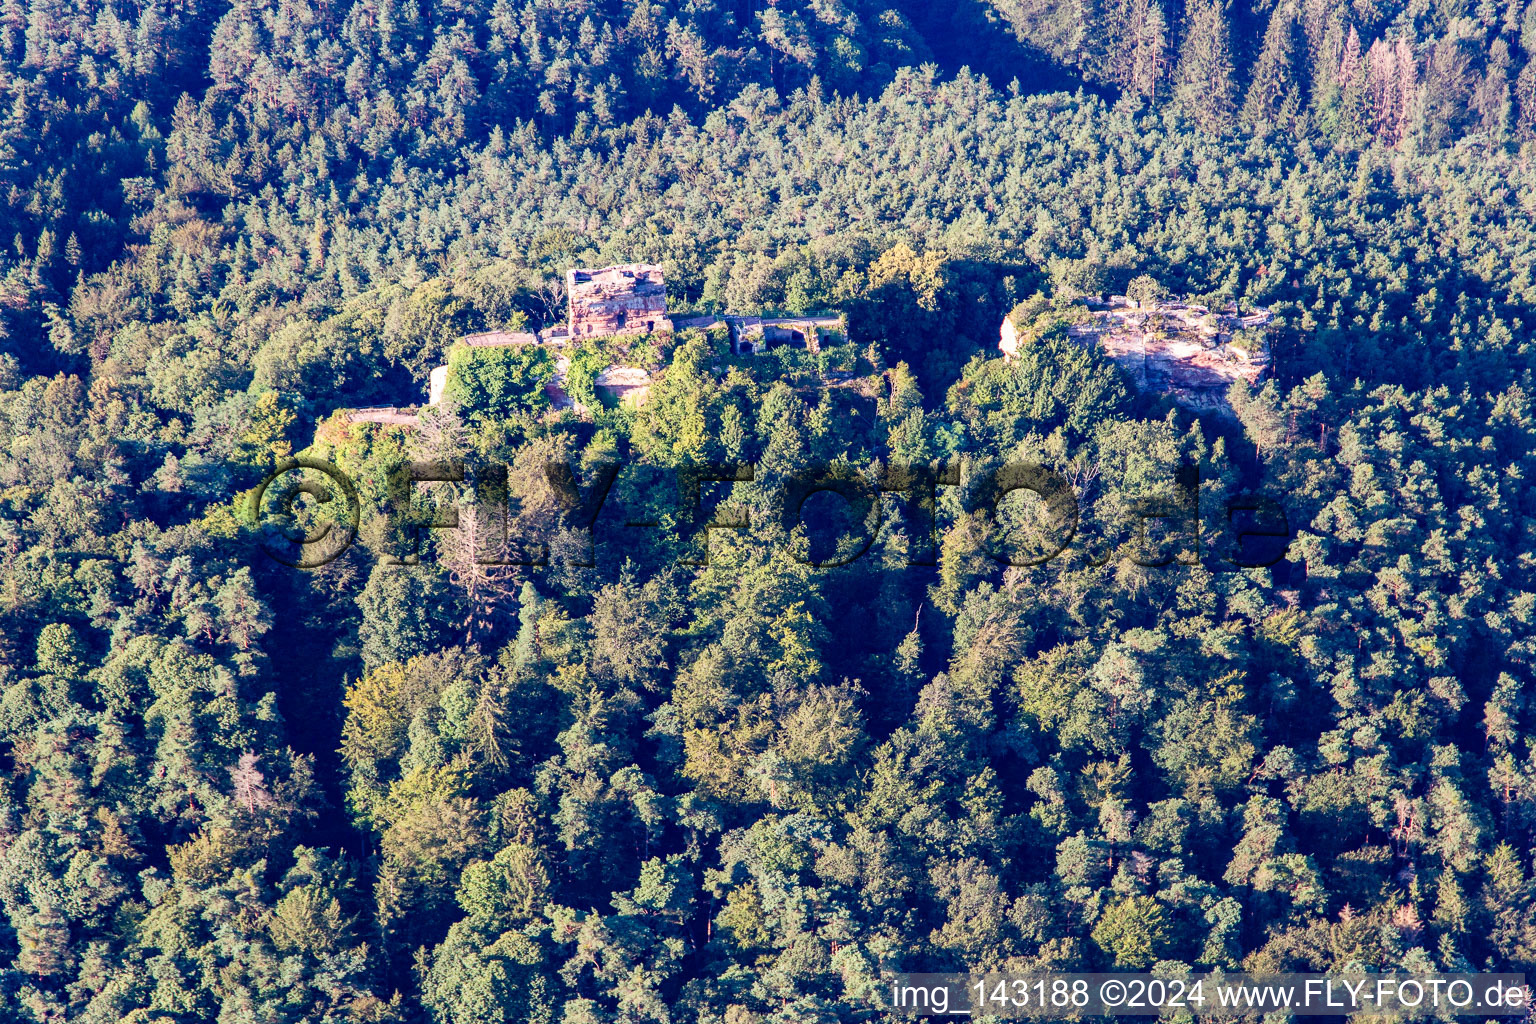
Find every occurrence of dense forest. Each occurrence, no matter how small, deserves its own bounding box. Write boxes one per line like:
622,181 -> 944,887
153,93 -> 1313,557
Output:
1,0 -> 1535,1021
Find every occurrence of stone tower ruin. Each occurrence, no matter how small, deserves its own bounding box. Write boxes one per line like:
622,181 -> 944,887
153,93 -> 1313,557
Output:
566,264 -> 671,337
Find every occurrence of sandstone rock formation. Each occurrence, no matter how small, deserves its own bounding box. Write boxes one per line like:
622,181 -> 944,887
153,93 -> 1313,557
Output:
428,365 -> 449,405
999,315 -> 1023,360
593,365 -> 654,407
567,264 -> 671,337
1003,297 -> 1274,414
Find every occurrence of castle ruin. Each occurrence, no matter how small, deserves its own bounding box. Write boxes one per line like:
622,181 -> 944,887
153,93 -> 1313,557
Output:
387,262 -> 849,422
566,264 -> 671,338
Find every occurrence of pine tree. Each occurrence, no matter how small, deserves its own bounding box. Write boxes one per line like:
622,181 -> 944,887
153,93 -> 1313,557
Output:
1297,0 -> 1331,64
0,0 -> 23,60
1416,37 -> 1479,148
1174,0 -> 1237,131
1125,0 -> 1169,98
1338,25 -> 1363,92
666,18 -> 717,101
1366,39 -> 1398,142
16,903 -> 72,977
1393,39 -> 1421,145
1366,38 -> 1418,146
1242,4 -> 1301,131
1472,39 -> 1514,134
1309,11 -> 1349,110
1335,25 -> 1370,143
1517,58 -> 1536,138
229,752 -> 274,814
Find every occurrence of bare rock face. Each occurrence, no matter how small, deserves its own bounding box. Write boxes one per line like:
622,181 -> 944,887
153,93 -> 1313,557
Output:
543,355 -> 655,412
1002,299 -> 1274,413
566,264 -> 671,337
594,366 -> 654,407
999,316 -> 1022,359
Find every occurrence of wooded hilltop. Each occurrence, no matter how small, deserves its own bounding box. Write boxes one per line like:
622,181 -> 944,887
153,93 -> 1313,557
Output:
0,0 -> 1534,1021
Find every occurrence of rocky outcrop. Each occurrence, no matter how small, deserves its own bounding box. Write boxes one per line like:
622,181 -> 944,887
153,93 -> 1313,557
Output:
999,316 -> 1023,360
567,264 -> 671,337
543,356 -> 655,412
1003,298 -> 1273,414
594,366 -> 654,407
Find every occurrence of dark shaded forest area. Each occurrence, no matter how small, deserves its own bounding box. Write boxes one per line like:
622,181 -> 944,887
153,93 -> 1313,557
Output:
0,0 -> 1534,1021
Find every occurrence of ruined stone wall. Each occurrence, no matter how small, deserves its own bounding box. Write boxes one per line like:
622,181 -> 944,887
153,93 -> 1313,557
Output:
567,264 -> 669,337
344,406 -> 420,427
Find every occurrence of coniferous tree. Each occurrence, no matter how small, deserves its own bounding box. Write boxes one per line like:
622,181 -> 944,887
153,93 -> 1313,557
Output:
1242,4 -> 1303,131
986,0 -> 1094,72
1473,39 -> 1514,134
1415,36 -> 1480,148
1365,38 -> 1415,145
2,2 -> 1536,1019
1517,58 -> 1536,138
1334,25 -> 1370,143
1174,0 -> 1237,131
1118,0 -> 1170,98
1307,10 -> 1348,119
